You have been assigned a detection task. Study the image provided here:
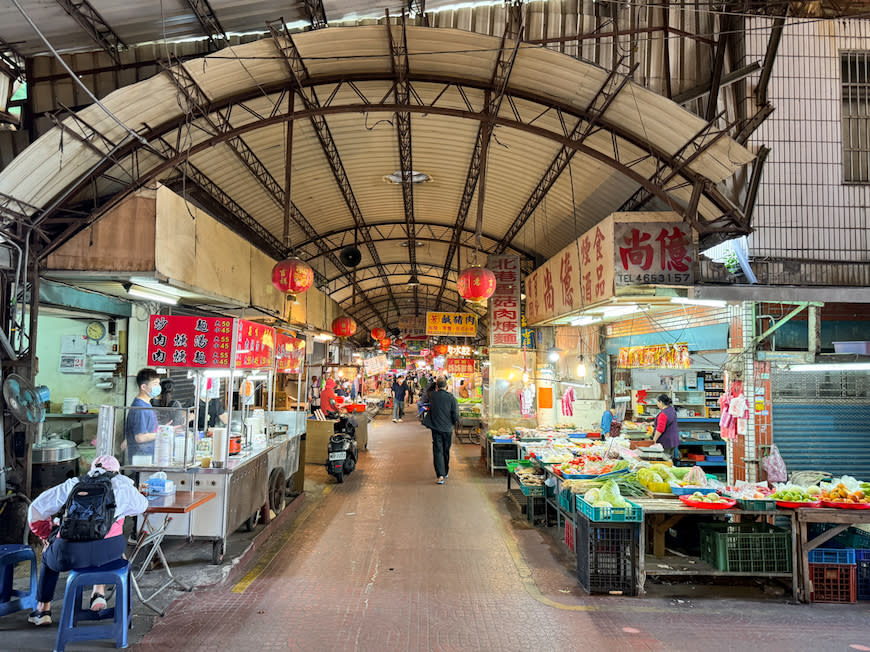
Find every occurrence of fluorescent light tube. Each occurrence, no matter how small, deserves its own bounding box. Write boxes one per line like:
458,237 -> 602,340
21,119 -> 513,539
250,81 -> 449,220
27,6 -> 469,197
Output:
790,363 -> 870,372
671,297 -> 728,308
126,284 -> 178,305
570,316 -> 602,326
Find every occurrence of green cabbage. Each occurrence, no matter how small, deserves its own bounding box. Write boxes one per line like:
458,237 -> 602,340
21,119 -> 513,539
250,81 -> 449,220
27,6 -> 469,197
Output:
584,488 -> 600,503
598,479 -> 626,508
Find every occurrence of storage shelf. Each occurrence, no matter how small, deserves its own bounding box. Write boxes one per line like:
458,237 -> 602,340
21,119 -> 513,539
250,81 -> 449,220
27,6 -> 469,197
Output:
680,439 -> 726,445
676,459 -> 726,467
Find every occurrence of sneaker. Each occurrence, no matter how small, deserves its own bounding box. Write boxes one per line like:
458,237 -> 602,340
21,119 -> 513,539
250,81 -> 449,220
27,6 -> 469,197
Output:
90,593 -> 107,611
397,418 -> 403,422
28,610 -> 51,626
392,419 -> 397,422
437,477 -> 445,484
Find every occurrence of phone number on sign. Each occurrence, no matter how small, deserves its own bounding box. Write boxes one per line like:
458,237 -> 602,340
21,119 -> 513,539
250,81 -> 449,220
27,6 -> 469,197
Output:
616,272 -> 692,284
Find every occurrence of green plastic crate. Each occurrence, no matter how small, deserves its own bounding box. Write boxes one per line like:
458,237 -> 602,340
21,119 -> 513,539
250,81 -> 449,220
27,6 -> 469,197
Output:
699,522 -> 791,573
505,459 -> 532,473
735,498 -> 777,511
519,479 -> 546,497
558,488 -> 576,513
576,496 -> 643,523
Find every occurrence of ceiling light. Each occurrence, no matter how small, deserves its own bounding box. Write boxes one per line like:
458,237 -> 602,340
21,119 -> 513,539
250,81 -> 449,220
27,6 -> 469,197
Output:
671,297 -> 728,308
548,350 -> 561,363
601,304 -> 642,318
399,240 -> 425,247
407,274 -> 420,287
570,316 -> 603,327
576,363 -> 587,377
125,283 -> 178,305
385,170 -> 430,184
790,363 -> 870,372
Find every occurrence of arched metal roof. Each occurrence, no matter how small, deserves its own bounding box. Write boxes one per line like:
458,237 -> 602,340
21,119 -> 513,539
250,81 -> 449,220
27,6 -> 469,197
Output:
0,23 -> 754,329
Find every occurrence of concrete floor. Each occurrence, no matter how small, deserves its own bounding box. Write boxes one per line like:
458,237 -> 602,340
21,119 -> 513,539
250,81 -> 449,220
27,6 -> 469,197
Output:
3,417 -> 870,651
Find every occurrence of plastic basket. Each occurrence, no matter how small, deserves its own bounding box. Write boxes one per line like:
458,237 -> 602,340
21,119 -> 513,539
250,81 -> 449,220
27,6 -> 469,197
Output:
669,484 -> 717,496
558,488 -> 576,513
856,550 -> 870,601
576,496 -> 643,523
807,525 -> 870,550
808,548 -> 857,565
735,498 -> 777,511
492,445 -> 517,469
705,455 -> 725,462
575,513 -> 639,596
505,459 -> 531,473
699,522 -> 791,573
809,563 -> 857,603
519,479 -> 546,497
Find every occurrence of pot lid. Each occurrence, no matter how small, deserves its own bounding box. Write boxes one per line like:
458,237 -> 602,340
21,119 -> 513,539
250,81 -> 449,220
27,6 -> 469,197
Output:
35,438 -> 77,451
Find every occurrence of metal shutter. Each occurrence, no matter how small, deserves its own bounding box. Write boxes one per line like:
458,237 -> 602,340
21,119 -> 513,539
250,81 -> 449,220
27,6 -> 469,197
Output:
771,369 -> 870,477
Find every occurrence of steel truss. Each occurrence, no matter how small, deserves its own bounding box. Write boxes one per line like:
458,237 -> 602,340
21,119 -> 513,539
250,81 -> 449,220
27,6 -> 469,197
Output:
183,0 -> 227,51
54,0 -> 125,65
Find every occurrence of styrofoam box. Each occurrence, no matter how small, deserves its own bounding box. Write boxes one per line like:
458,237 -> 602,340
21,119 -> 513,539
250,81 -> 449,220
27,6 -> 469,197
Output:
833,341 -> 870,355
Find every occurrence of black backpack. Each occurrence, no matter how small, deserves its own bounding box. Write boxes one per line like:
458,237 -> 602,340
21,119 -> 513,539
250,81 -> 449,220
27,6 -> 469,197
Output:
55,472 -> 118,541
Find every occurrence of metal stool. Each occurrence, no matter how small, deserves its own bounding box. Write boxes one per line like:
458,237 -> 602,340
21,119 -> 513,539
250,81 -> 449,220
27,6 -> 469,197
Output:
0,544 -> 37,617
54,558 -> 132,652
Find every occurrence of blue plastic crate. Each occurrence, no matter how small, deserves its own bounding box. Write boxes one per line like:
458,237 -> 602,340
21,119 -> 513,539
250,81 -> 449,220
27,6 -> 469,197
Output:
561,468 -> 629,480
705,455 -> 725,462
669,484 -> 717,496
857,550 -> 870,600
519,479 -> 546,497
575,496 -> 643,523
807,548 -> 856,565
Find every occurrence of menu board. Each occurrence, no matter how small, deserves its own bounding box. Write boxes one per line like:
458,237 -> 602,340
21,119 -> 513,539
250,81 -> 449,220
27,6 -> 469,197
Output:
275,329 -> 305,374
446,358 -> 475,374
487,255 -> 522,347
364,355 -> 389,375
426,312 -> 477,337
147,315 -> 233,367
235,319 -> 276,369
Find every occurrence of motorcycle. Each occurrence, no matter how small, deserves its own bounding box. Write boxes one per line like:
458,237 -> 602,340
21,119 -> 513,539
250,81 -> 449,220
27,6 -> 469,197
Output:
326,414 -> 359,483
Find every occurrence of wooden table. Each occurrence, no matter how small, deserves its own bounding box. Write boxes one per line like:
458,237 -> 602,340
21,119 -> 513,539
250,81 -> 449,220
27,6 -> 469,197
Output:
632,498 -> 795,596
130,491 -> 216,615
792,507 -> 870,603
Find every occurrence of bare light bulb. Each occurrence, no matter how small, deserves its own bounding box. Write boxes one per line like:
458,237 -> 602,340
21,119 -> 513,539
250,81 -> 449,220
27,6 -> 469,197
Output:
576,364 -> 586,378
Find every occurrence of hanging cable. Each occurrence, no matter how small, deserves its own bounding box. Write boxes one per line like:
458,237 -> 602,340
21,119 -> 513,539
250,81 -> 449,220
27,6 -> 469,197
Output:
9,0 -> 148,146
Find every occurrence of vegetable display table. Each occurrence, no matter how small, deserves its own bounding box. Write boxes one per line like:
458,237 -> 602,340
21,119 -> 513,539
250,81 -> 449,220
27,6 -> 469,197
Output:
793,507 -> 870,603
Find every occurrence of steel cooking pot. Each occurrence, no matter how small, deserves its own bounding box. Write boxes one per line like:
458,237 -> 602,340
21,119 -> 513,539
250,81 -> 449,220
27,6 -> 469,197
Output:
32,436 -> 80,464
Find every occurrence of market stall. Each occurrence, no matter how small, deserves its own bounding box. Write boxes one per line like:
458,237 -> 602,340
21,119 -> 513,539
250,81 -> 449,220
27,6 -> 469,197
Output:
97,315 -> 306,563
446,350 -> 483,443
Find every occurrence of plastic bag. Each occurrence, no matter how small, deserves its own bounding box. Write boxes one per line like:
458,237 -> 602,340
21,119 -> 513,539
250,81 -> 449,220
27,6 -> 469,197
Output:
761,444 -> 787,483
684,465 -> 707,486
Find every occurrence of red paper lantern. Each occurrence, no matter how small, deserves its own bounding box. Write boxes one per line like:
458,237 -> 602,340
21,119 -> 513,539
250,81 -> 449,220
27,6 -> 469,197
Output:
272,257 -> 314,295
457,266 -> 496,303
331,316 -> 357,338
380,337 -> 391,352
371,327 -> 386,341
434,344 -> 448,356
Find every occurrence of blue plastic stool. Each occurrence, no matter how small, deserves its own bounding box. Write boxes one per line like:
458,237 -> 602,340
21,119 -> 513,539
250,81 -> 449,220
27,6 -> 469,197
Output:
54,558 -> 132,652
0,544 -> 37,617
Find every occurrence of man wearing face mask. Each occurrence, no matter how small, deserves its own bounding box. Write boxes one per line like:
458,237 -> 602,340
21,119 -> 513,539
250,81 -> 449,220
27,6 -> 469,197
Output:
124,368 -> 161,461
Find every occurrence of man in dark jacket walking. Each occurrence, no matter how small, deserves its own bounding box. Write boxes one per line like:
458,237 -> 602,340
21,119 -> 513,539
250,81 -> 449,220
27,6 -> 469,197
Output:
425,378 -> 459,484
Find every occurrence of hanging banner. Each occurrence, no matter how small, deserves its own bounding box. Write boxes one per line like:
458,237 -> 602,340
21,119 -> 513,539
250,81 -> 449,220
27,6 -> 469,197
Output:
487,255 -> 522,347
398,315 -> 426,335
617,343 -> 691,369
425,312 -> 477,337
446,358 -> 475,375
147,315 -> 233,367
614,221 -> 694,286
364,355 -> 389,375
275,329 -> 305,374
578,222 -> 615,306
235,319 -> 276,369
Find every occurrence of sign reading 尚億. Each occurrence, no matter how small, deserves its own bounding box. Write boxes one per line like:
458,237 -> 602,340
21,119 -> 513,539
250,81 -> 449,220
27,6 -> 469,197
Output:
487,255 -> 522,347
426,312 -> 477,337
614,222 -> 694,287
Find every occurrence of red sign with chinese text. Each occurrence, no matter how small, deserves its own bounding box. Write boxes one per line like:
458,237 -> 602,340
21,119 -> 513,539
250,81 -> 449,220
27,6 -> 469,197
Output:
147,315 -> 234,367
487,255 -> 522,347
235,319 -> 276,369
275,329 -> 305,374
614,221 -> 694,286
446,358 -> 475,375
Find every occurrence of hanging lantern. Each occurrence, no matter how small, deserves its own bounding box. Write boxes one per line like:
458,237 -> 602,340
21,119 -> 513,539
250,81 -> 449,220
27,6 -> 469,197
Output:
394,337 -> 404,349
371,327 -> 386,341
272,257 -> 314,295
380,337 -> 391,352
331,316 -> 357,339
434,344 -> 448,356
457,266 -> 496,304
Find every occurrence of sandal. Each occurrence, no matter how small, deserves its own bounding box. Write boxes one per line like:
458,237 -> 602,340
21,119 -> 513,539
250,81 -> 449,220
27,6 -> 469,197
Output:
90,593 -> 107,611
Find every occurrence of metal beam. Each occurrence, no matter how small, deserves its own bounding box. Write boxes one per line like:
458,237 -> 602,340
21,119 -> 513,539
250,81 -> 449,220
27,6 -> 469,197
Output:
435,7 -> 524,308
267,19 -> 402,318
160,60 -> 387,325
756,9 -> 788,107
408,0 -> 428,26
386,12 -> 418,315
183,0 -> 227,51
735,104 -> 774,145
0,36 -> 25,79
495,58 -> 636,254
301,0 -> 328,30
742,145 -> 769,228
671,62 -> 762,105
54,0 -> 125,65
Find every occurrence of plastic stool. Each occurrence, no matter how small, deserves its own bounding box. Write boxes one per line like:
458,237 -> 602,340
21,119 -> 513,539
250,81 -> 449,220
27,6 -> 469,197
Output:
0,544 -> 37,617
54,558 -> 132,652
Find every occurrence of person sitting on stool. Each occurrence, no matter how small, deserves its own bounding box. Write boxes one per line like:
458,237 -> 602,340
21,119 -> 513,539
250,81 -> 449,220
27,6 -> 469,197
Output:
26,455 -> 148,626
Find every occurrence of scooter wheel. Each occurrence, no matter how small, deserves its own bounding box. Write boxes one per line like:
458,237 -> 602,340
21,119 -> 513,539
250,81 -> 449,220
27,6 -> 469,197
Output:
334,471 -> 344,483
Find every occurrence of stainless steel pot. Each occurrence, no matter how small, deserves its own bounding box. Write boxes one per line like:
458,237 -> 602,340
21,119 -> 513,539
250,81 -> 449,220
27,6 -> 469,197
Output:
32,437 -> 80,464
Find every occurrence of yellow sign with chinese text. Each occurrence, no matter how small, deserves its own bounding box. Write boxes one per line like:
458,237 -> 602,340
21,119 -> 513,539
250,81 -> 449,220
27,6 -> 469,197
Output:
425,312 -> 477,337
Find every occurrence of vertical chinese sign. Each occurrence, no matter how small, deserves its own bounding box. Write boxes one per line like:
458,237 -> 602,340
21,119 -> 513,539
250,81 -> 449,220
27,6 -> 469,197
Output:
578,222 -> 615,306
235,319 -> 276,369
487,255 -> 521,348
613,221 -> 694,286
523,257 -> 557,325
275,329 -> 305,374
147,316 -> 233,367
